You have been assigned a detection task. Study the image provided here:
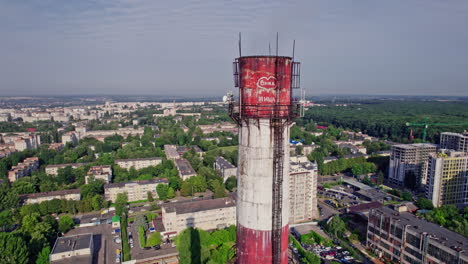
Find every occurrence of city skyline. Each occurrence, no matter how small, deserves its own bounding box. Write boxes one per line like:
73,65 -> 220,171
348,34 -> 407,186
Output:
1,0 -> 468,96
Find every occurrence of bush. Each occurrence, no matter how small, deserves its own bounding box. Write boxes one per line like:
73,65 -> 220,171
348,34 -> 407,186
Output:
138,226 -> 146,248
146,232 -> 162,247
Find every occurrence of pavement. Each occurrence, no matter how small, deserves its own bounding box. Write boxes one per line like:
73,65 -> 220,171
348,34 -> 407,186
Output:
65,222 -> 121,264
318,200 -> 340,220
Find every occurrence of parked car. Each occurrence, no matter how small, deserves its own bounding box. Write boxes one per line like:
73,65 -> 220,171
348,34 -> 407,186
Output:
153,245 -> 161,250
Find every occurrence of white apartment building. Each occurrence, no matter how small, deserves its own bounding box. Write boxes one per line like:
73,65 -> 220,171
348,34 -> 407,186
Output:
388,143 -> 438,187
115,157 -> 163,170
161,197 -> 236,235
8,157 -> 40,182
21,189 -> 81,204
13,134 -> 41,151
85,165 -> 112,184
289,157 -> 319,224
164,145 -> 180,160
174,158 -> 197,180
104,178 -> 169,202
440,131 -> 468,152
426,150 -> 468,209
62,131 -> 80,145
45,163 -> 89,176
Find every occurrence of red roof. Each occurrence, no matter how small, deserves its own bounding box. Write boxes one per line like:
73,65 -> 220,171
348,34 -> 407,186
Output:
26,128 -> 36,132
316,125 -> 328,130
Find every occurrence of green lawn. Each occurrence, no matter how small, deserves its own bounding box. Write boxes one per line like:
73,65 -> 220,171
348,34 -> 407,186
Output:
219,146 -> 238,152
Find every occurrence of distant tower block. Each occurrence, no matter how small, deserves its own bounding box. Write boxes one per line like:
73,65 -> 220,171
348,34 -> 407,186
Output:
230,53 -> 301,263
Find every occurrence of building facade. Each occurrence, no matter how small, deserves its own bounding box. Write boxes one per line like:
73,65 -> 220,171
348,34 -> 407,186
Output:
21,189 -> 81,204
388,143 -> 437,187
50,234 -> 93,263
439,131 -> 468,152
8,157 -> 40,182
214,156 -> 237,182
426,150 -> 468,208
45,163 -> 89,176
115,157 -> 162,170
104,178 -> 169,202
174,158 -> 196,180
85,165 -> 112,184
161,197 -> 236,234
367,206 -> 468,264
289,157 -> 319,224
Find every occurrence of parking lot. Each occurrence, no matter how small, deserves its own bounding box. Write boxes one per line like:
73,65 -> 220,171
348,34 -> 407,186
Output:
66,222 -> 121,264
127,221 -> 178,260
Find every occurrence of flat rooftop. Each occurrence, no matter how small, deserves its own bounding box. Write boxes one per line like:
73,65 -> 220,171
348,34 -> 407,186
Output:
115,157 -> 162,162
163,197 -> 235,215
174,158 -> 196,176
104,178 -> 168,189
21,189 -> 80,199
373,206 -> 468,252
215,156 -> 236,169
51,233 -> 93,254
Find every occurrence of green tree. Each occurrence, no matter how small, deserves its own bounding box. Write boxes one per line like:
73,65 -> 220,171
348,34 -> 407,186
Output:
146,232 -> 162,247
0,232 -> 29,264
156,184 -> 169,200
115,193 -> 129,216
91,195 -> 104,211
58,215 -> 75,233
225,176 -> 237,192
401,191 -> 412,201
147,191 -> 154,202
167,187 -> 176,199
180,181 -> 194,197
416,198 -> 434,210
36,246 -> 50,264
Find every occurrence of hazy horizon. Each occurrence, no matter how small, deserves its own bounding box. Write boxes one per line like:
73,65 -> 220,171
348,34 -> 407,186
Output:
1,0 -> 467,96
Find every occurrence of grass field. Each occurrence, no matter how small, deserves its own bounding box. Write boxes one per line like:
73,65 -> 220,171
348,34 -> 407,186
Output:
219,145 -> 238,152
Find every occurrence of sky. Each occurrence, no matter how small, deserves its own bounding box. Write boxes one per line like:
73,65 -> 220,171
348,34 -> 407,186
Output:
1,0 -> 467,97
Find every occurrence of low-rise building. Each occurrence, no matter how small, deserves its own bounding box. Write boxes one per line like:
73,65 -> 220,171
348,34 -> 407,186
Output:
85,165 -> 112,184
161,197 -> 236,235
164,145 -> 180,160
174,158 -> 196,180
115,157 -> 163,170
8,157 -> 39,182
104,178 -> 169,202
214,157 -> 237,182
21,189 -> 81,204
112,215 -> 121,229
367,206 -> 468,264
289,157 -> 319,223
48,143 -> 64,151
50,234 -> 93,264
197,122 -> 238,134
45,163 -> 89,176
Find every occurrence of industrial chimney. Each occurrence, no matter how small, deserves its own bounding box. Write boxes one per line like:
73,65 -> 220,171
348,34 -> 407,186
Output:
229,39 -> 301,264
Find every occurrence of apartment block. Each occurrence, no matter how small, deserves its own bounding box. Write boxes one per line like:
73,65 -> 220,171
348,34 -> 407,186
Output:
388,143 -> 437,186
289,156 -> 319,224
115,157 -> 163,170
45,163 -> 89,176
50,234 -> 93,264
8,157 -> 40,182
161,197 -> 236,235
174,158 -> 196,180
440,131 -> 468,152
85,165 -> 112,184
21,189 -> 81,204
13,134 -> 41,151
104,178 -> 169,202
367,206 -> 468,264
426,150 -> 468,208
214,156 -> 237,182
164,145 -> 180,160
61,131 -> 80,145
